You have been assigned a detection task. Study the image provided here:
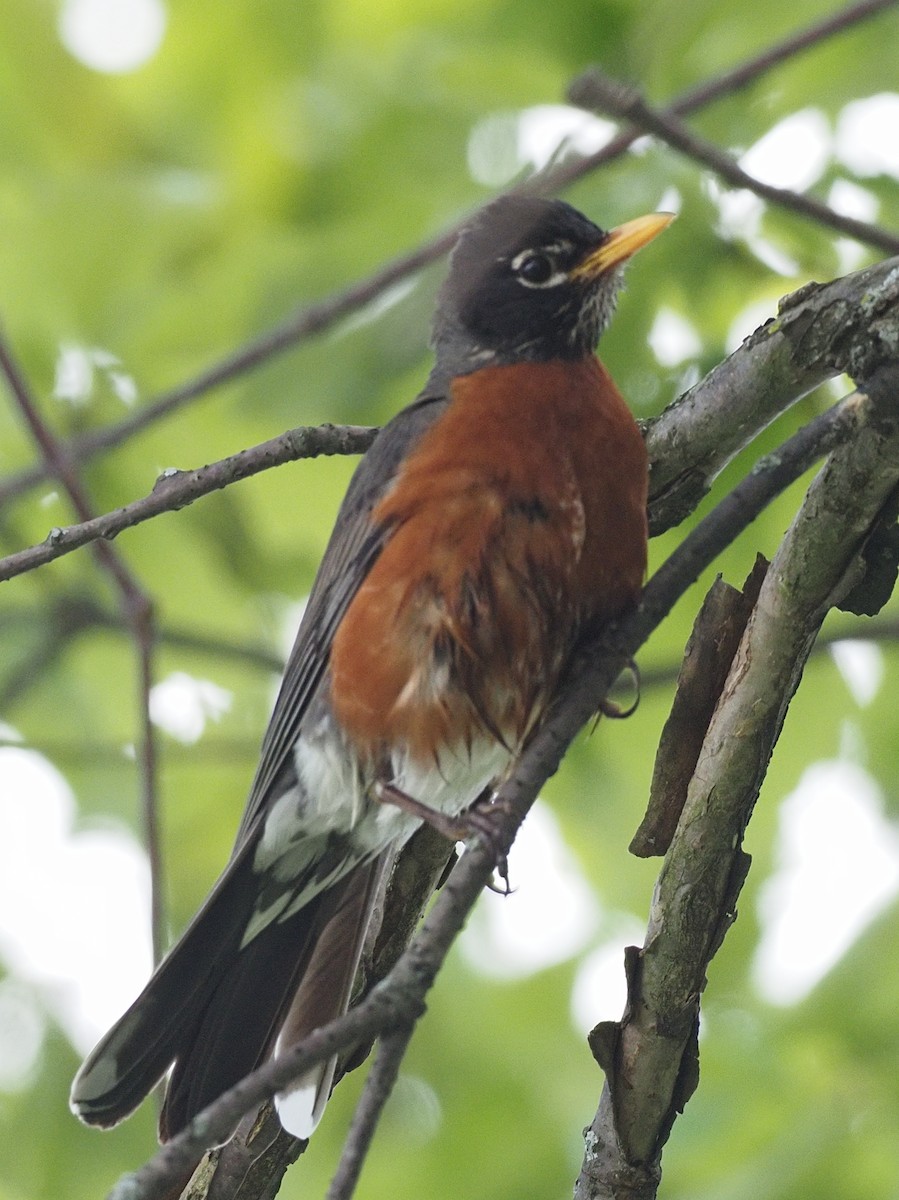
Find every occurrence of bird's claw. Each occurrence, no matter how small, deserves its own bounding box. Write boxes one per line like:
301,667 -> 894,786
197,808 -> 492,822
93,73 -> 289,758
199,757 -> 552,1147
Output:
465,794 -> 513,892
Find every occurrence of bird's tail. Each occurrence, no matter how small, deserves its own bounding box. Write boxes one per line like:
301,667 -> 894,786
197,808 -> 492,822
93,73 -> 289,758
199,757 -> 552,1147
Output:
70,842 -> 389,1142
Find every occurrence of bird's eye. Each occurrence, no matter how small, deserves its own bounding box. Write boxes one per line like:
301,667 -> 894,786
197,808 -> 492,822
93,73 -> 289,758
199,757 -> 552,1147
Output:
517,252 -> 554,284
510,248 -> 567,289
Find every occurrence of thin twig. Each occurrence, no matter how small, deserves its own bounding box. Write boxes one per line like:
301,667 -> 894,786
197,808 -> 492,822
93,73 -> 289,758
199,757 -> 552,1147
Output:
40,239 -> 448,461
0,329 -> 165,965
0,598 -> 100,710
641,0 -> 898,113
572,72 -> 899,254
134,614 -> 163,963
0,735 -> 265,766
0,595 -> 284,711
1,0 -> 893,510
0,423 -> 376,584
325,1028 -> 415,1200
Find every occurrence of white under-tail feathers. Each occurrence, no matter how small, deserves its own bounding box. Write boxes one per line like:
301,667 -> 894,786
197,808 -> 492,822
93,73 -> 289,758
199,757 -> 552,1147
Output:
274,850 -> 391,1138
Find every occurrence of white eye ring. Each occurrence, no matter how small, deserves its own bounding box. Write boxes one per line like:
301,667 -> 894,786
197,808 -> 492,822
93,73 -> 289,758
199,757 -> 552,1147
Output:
511,249 -> 569,289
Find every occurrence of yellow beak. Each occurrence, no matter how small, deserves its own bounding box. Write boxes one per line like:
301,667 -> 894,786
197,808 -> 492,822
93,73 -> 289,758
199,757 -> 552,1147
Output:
571,212 -> 675,280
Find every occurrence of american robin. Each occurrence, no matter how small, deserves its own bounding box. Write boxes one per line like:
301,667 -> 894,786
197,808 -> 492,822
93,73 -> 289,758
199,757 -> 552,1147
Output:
70,195 -> 671,1142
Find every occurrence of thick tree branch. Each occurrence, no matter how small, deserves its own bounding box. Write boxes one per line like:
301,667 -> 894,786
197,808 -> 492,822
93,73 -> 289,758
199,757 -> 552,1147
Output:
645,254 -> 899,529
575,363 -> 899,1200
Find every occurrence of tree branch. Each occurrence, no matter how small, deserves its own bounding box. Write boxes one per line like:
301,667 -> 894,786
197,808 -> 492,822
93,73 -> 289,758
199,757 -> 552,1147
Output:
633,0 -> 899,113
0,329 -> 165,964
575,363 -> 899,1200
324,1027 -> 415,1200
569,72 -> 899,255
0,423 -> 376,583
553,0 -> 899,192
645,253 -> 899,530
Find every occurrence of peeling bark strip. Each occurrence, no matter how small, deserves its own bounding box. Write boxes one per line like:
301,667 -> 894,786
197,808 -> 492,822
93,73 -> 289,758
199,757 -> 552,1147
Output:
631,557 -> 767,858
574,363 -> 899,1200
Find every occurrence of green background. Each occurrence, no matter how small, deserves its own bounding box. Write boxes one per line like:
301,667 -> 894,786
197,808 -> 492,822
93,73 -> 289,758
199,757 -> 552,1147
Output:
1,1 -> 898,1197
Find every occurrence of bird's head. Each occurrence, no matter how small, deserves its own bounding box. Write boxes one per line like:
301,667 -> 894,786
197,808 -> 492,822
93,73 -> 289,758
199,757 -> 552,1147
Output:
431,195 -> 673,377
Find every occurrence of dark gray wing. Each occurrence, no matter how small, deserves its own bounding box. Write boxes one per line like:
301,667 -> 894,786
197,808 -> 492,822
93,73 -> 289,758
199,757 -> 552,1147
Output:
234,392 -> 448,845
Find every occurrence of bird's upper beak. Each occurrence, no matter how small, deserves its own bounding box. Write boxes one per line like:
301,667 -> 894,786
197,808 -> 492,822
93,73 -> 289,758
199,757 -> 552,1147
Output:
571,212 -> 675,281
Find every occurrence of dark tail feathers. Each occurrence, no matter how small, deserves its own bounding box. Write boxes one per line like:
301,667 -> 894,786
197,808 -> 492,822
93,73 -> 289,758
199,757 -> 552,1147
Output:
70,840 -> 325,1140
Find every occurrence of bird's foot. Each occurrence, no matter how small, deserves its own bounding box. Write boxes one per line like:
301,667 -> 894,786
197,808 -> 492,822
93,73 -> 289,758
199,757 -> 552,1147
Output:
374,783 -> 511,892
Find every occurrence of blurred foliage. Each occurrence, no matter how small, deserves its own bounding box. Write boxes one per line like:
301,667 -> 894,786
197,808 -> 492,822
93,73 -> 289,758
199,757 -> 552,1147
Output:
1,1 -> 899,1198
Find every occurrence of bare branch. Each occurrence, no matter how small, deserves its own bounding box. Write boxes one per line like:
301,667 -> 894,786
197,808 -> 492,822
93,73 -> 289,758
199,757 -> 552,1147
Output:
646,254 -> 899,530
324,1028 -> 414,1200
0,595 -> 103,710
0,594 -> 285,713
0,328 -> 166,964
555,0 -> 899,191
0,423 -> 376,583
570,72 -> 899,255
637,0 -> 899,113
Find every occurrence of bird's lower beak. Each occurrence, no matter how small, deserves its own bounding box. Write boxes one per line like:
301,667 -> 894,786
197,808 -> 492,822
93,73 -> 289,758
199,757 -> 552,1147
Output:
571,212 -> 675,280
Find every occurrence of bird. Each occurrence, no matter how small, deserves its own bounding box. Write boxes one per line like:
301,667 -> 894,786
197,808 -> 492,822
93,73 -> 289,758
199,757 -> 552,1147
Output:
70,194 -> 671,1144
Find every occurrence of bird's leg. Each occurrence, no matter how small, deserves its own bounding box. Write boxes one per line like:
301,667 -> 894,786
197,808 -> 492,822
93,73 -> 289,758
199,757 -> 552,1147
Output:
374,782 -> 510,889
375,781 -> 470,841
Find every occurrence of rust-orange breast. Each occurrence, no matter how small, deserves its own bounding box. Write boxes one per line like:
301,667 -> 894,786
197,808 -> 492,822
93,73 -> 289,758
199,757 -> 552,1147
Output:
329,357 -> 648,765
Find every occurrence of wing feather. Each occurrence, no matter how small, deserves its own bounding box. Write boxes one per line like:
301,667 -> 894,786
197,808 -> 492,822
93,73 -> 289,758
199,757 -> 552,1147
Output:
235,394 -> 448,843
